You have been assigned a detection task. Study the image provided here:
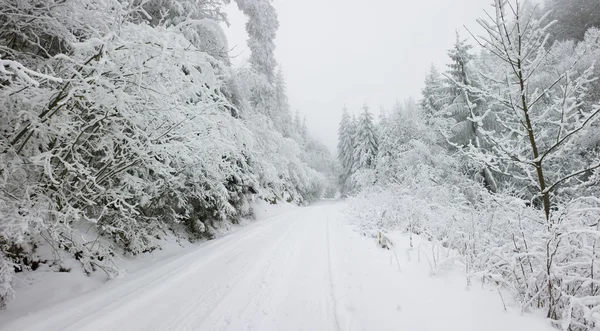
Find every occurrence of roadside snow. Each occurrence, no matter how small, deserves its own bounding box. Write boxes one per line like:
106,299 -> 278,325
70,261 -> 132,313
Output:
0,201 -> 298,326
330,225 -> 552,331
0,201 -> 553,331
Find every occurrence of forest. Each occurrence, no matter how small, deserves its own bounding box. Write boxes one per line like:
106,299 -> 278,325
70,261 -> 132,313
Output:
340,0 -> 600,329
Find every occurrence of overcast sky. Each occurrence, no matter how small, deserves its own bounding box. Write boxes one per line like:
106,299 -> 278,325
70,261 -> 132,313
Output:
223,0 -> 489,153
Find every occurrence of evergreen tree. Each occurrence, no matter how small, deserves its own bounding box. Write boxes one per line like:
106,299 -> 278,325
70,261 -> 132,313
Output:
274,68 -> 293,137
337,107 -> 355,195
419,64 -> 447,118
337,108 -> 354,174
353,105 -> 379,170
294,110 -> 302,132
442,33 -> 498,192
349,113 -> 359,172
446,33 -> 475,90
234,0 -> 279,82
443,33 -> 478,144
301,116 -> 308,141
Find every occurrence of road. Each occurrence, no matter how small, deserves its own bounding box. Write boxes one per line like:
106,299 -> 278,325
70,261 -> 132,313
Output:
2,201 -> 552,331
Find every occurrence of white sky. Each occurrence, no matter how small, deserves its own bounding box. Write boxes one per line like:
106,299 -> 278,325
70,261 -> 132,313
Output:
223,0 -> 490,153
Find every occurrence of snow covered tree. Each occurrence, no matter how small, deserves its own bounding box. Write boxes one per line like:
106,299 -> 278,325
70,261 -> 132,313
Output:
337,107 -> 355,196
304,138 -> 340,198
376,100 -> 455,185
445,33 -> 475,96
353,105 -> 378,170
135,0 -> 229,26
419,65 -> 447,119
441,33 -> 498,192
273,68 -> 294,137
234,0 -> 279,82
466,0 -> 600,325
443,33 -> 479,143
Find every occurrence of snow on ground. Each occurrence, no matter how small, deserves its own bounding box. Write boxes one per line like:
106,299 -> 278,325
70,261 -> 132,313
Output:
0,201 -> 553,331
0,200 -> 298,325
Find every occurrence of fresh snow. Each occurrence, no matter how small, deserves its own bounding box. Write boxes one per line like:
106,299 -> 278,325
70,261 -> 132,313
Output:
1,201 -> 553,331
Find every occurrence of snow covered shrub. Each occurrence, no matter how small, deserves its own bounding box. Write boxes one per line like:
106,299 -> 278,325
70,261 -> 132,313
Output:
550,198 -> 600,329
0,251 -> 14,309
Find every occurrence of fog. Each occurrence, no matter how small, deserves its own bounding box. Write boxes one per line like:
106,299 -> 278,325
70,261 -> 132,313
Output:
224,0 -> 490,153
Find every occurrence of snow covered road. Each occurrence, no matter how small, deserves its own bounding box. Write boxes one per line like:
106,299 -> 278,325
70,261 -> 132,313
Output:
2,201 -> 552,331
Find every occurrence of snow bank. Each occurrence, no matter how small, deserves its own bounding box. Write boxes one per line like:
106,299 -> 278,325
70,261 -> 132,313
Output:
330,220 -> 554,331
0,199 -> 299,324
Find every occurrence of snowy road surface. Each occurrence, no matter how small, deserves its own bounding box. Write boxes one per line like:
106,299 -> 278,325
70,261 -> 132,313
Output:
2,201 -> 552,331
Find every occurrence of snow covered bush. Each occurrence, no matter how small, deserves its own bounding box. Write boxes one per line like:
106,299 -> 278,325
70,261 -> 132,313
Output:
0,251 -> 14,309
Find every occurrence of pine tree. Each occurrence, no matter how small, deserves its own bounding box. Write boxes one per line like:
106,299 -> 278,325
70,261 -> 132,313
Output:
446,32 -> 475,96
234,0 -> 279,82
294,110 -> 302,132
337,107 -> 355,195
337,108 -> 354,173
301,116 -> 308,141
443,33 -> 498,192
274,68 -> 293,137
353,105 -> 378,170
419,64 -> 447,118
443,32 -> 477,145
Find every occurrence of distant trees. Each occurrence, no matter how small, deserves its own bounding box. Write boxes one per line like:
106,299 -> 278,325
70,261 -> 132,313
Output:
419,65 -> 445,118
353,105 -> 379,170
337,105 -> 378,196
543,0 -> 600,44
337,108 -> 355,195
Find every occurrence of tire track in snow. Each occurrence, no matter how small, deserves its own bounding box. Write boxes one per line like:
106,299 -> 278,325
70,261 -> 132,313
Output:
232,215 -> 303,331
252,215 -> 302,331
91,217 -> 290,331
171,217 -> 300,330
4,202 -> 353,331
326,210 -> 342,331
129,214 -> 301,331
191,214 -> 301,330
